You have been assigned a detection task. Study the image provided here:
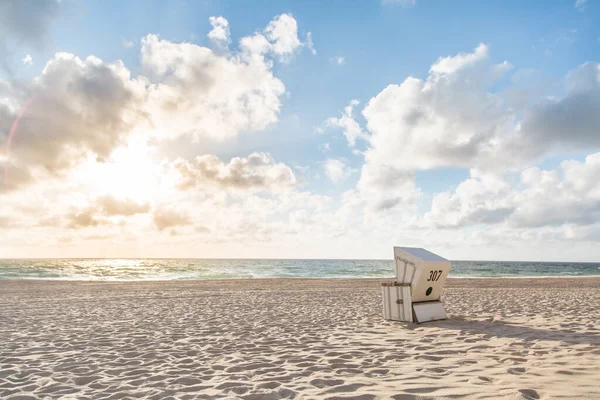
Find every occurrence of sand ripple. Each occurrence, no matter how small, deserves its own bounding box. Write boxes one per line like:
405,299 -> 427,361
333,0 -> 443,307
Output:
1,278 -> 599,399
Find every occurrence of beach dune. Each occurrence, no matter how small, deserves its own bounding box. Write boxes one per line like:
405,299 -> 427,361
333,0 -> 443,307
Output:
1,278 -> 599,399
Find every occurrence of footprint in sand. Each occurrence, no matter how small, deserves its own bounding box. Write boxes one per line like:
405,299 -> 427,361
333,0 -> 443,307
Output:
415,355 -> 443,362
310,378 -> 345,388
256,381 -> 281,389
391,395 -> 421,400
508,367 -> 527,375
365,368 -> 390,377
470,375 -> 495,385
556,370 -> 574,375
425,367 -> 449,375
324,383 -> 368,394
324,395 -> 376,400
72,375 -> 101,385
517,388 -> 540,399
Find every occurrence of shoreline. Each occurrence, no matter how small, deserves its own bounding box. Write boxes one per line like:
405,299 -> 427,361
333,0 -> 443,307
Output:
2,257 -> 599,264
1,275 -> 600,283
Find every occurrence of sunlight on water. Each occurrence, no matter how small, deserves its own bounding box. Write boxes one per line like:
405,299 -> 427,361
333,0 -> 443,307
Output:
0,259 -> 599,280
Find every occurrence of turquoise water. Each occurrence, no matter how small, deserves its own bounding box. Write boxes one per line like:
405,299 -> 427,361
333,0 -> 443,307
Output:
0,259 -> 599,280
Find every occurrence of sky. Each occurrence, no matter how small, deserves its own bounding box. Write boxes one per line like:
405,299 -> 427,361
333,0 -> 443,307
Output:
1,0 -> 600,261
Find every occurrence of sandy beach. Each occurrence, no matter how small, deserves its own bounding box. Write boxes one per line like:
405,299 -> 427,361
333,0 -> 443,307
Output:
1,278 -> 599,399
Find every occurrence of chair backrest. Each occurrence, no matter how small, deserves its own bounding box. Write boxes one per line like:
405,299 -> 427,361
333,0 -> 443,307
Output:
393,247 -> 451,302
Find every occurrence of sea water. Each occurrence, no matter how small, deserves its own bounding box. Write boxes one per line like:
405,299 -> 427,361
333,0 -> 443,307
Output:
0,259 -> 599,280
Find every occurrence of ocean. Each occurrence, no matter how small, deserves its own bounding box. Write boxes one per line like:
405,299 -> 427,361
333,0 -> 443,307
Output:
0,259 -> 599,280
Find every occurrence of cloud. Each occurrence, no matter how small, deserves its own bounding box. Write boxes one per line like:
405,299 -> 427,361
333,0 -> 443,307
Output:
415,171 -> 514,229
61,195 -> 150,229
354,162 -> 420,212
359,43 -> 518,172
172,152 -> 297,192
319,143 -> 331,152
238,13 -> 313,62
195,225 -> 211,233
208,16 -> 230,47
510,155 -> 600,228
264,14 -> 303,62
37,215 -> 62,227
519,62 -> 600,153
430,43 -> 488,74
95,195 -> 150,216
66,210 -> 104,229
575,0 -> 587,11
0,158 -> 33,192
415,153 -> 600,230
185,190 -> 333,243
141,28 -> 286,141
0,215 -> 15,228
153,208 -> 191,231
305,32 -> 317,56
324,159 -> 352,183
22,54 -> 32,65
330,56 -> 345,65
2,14 -> 311,194
357,46 -> 600,175
324,100 -> 366,147
325,45 -> 600,215
0,52 -> 144,191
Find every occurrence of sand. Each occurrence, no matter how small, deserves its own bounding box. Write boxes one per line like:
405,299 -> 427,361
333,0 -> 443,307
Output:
1,277 -> 599,400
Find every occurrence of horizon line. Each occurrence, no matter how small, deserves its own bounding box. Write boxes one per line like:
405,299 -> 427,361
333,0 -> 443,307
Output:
0,257 -> 598,264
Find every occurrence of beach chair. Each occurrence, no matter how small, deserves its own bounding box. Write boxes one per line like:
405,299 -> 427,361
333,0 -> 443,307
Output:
382,247 -> 451,323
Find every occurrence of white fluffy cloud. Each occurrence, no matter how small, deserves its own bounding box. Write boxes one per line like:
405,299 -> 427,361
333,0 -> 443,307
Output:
324,159 -> 352,183
265,14 -> 302,61
171,152 -> 297,192
416,171 -> 514,229
239,13 -> 314,62
416,153 -> 600,230
140,33 -> 285,141
22,54 -> 32,65
305,32 -> 317,56
208,16 -> 230,46
353,45 -> 600,174
510,155 -> 600,228
2,14 -> 311,193
4,14 -> 600,258
139,14 -> 313,141
324,44 -> 600,215
0,53 -> 144,190
360,43 -> 518,172
354,163 -> 420,213
324,100 -> 366,147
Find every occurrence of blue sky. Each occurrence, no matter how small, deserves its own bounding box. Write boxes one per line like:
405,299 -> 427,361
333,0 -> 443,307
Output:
1,0 -> 600,260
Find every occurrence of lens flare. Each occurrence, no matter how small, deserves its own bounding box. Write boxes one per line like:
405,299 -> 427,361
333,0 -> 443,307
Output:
4,96 -> 36,188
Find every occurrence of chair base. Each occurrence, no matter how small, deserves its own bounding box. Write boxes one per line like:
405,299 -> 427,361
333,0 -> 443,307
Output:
412,301 -> 447,323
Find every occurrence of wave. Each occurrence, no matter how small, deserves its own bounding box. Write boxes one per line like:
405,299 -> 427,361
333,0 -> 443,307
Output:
0,259 -> 599,281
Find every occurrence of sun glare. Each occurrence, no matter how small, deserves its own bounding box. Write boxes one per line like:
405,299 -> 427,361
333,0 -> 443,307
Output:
74,142 -> 162,202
